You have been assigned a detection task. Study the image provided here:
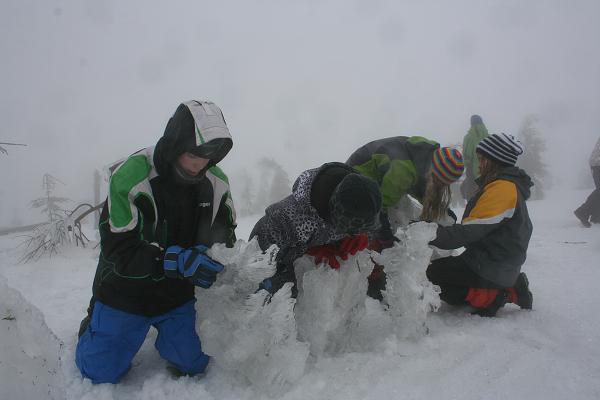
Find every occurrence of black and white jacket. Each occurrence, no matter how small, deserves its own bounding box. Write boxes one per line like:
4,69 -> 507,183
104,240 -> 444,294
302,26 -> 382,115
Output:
250,162 -> 353,269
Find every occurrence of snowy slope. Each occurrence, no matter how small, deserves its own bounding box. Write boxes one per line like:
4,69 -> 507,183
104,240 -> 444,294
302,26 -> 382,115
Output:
0,188 -> 599,400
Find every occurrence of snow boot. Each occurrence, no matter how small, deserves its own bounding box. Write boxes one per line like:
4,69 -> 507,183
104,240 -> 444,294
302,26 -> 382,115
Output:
166,364 -> 205,379
166,364 -> 187,378
508,272 -> 533,310
574,208 -> 591,228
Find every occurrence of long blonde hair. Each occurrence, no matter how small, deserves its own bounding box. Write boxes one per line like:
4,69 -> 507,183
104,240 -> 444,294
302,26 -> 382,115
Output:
420,173 -> 451,222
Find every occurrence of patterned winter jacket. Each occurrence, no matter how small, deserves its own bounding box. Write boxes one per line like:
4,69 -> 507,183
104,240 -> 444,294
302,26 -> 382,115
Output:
91,101 -> 236,316
346,136 -> 439,209
250,162 -> 353,269
590,137 -> 600,167
430,166 -> 533,287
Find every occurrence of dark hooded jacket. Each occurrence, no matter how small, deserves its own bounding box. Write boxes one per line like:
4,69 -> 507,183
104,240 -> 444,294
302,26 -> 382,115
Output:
250,162 -> 356,269
346,136 -> 439,209
430,166 -> 533,287
90,101 -> 236,317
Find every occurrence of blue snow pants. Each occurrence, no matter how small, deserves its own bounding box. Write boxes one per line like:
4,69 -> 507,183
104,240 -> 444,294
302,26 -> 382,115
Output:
75,299 -> 209,384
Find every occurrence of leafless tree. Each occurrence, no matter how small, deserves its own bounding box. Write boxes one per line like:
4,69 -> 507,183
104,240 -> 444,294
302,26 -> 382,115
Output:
0,141 -> 27,155
518,115 -> 549,200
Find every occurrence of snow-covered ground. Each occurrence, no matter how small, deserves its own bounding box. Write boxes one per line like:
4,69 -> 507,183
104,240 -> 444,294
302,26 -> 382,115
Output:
1,187 -> 599,400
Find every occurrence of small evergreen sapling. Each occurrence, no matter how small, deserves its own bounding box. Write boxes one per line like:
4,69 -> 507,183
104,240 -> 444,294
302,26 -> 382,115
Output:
20,174 -> 71,262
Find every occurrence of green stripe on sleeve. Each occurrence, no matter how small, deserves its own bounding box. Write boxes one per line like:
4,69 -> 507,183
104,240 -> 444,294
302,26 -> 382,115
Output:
109,155 -> 152,229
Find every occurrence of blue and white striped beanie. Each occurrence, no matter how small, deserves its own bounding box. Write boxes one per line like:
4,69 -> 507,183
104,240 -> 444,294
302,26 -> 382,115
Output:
476,133 -> 524,166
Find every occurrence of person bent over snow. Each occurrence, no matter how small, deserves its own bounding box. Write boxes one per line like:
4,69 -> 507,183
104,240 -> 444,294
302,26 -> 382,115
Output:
427,133 -> 533,317
249,162 -> 382,299
346,135 -> 465,298
75,100 -> 236,383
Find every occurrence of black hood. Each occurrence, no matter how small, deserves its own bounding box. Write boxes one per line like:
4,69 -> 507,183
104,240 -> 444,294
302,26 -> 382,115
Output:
498,166 -> 533,200
154,101 -> 233,178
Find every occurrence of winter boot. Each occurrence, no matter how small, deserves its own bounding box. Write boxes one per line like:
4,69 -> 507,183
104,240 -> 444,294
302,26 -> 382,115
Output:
508,272 -> 533,310
166,364 -> 187,378
166,364 -> 205,379
574,208 -> 591,228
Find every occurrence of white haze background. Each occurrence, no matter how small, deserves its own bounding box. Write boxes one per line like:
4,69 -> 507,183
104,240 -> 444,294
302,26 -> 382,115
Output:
1,2 -> 600,398
1,0 -> 600,226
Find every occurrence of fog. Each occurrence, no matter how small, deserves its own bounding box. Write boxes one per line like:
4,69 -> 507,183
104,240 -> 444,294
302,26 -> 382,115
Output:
1,0 -> 599,226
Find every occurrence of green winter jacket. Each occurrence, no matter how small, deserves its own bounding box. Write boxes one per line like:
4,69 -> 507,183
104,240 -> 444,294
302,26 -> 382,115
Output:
346,136 -> 439,209
462,123 -> 488,178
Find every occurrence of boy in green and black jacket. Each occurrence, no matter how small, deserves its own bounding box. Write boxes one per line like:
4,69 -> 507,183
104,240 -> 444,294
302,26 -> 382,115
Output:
76,100 -> 236,384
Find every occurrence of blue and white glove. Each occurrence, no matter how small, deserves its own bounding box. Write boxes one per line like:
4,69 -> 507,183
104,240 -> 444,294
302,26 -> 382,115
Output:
164,245 -> 224,288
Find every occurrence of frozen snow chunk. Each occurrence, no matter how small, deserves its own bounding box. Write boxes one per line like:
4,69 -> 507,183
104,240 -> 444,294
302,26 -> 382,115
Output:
294,251 -> 372,356
387,194 -> 423,228
374,221 -> 441,340
0,276 -> 65,400
293,221 -> 440,356
387,193 -> 456,229
198,240 -> 308,395
207,237 -> 278,293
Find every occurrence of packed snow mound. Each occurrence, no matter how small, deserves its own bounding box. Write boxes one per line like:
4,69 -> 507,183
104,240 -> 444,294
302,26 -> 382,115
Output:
0,276 -> 65,400
197,223 -> 439,395
0,223 -> 439,399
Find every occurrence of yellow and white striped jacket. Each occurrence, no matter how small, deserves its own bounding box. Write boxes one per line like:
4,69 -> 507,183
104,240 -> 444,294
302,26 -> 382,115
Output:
430,167 -> 533,287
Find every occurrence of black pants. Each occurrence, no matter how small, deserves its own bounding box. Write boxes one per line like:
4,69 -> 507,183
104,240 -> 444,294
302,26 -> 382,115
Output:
427,255 -> 502,305
577,166 -> 600,222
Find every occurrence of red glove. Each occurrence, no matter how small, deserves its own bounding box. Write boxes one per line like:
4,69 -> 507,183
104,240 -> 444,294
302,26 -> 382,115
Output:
338,234 -> 370,260
306,244 -> 341,269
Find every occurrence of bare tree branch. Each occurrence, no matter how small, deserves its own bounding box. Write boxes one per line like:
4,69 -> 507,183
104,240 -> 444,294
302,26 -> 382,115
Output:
0,142 -> 27,146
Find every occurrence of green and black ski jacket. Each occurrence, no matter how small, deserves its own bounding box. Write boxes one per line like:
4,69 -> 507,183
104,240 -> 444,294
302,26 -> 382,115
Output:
346,136 -> 439,209
91,102 -> 236,316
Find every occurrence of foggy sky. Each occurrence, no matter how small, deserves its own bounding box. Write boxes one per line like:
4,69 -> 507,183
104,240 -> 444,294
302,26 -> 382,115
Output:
1,0 -> 599,226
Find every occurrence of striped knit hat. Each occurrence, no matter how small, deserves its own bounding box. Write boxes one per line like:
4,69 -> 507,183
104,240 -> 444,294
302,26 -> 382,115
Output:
432,147 -> 465,185
476,133 -> 523,166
